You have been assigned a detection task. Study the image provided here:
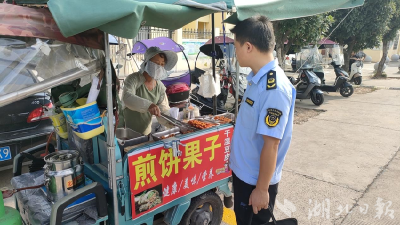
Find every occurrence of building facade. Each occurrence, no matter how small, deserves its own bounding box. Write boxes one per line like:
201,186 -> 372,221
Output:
363,30 -> 400,62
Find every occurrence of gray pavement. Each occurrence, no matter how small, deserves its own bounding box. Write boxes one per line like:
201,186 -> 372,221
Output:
341,150 -> 400,225
271,88 -> 400,224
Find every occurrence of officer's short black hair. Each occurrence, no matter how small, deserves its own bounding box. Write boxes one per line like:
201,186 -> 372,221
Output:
230,15 -> 275,53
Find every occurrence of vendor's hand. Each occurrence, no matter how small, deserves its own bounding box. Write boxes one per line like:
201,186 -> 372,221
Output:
249,187 -> 269,214
148,104 -> 161,117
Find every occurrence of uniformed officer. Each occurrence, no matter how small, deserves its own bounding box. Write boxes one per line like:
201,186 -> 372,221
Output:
229,16 -> 296,225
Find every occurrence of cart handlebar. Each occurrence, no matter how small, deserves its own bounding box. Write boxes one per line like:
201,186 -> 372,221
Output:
50,182 -> 108,225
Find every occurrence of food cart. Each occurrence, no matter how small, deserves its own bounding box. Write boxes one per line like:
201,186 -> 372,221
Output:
0,0 -> 365,224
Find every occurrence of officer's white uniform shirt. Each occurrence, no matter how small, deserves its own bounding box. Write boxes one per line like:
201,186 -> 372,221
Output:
229,59 -> 296,186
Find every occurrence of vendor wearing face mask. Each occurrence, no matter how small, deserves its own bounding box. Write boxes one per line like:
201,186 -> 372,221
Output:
122,47 -> 178,135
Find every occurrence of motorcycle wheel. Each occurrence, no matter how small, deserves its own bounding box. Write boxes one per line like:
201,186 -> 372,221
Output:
354,76 -> 362,85
340,86 -> 354,97
311,93 -> 324,106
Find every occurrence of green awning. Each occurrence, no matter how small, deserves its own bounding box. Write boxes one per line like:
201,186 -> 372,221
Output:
47,0 -> 364,39
226,0 -> 365,23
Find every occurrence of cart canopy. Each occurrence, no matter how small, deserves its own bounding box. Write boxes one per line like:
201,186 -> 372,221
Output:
0,4 -> 104,49
47,0 -> 364,39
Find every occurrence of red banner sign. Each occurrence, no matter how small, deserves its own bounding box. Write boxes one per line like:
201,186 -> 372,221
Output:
128,126 -> 233,219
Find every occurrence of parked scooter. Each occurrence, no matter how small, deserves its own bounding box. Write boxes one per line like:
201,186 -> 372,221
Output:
290,65 -> 325,106
319,61 -> 354,97
349,60 -> 363,85
313,71 -> 325,84
312,64 -> 326,85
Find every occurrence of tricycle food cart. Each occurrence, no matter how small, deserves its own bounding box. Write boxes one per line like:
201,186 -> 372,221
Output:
0,0 -> 365,224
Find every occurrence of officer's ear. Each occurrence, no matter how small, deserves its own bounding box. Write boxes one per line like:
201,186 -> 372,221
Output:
246,42 -> 254,53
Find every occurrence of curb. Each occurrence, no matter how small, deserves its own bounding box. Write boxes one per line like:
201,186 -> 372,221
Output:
222,207 -> 237,225
358,85 -> 400,90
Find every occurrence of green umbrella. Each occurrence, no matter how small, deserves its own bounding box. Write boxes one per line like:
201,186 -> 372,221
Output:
48,0 -> 364,39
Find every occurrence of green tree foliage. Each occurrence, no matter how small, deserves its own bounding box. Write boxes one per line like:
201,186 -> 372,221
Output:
273,14 -> 334,67
330,0 -> 394,70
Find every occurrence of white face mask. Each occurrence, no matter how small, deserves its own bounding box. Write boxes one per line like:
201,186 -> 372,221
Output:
144,61 -> 168,80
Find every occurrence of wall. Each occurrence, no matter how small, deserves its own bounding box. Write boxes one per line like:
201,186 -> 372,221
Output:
363,47 -> 399,63
182,12 -> 232,32
198,15 -> 210,23
363,30 -> 400,62
363,49 -> 381,62
184,21 -> 198,30
198,22 -> 207,31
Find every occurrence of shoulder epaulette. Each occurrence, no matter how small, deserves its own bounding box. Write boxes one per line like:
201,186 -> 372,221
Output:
266,70 -> 277,90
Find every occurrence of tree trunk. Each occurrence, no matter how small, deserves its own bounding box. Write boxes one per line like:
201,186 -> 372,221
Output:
276,41 -> 285,67
284,39 -> 293,56
343,40 -> 355,72
273,22 -> 287,68
376,40 -> 388,77
282,39 -> 293,70
281,47 -> 286,69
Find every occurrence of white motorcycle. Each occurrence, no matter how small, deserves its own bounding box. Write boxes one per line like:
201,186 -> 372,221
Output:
349,59 -> 363,85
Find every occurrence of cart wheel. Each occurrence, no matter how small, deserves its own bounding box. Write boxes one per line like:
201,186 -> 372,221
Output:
179,191 -> 223,225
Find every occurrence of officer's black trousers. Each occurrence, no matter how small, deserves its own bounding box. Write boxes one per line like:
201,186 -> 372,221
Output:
233,173 -> 279,225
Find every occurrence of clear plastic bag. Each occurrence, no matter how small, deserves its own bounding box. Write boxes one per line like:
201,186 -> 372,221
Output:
197,72 -> 221,98
67,123 -> 94,164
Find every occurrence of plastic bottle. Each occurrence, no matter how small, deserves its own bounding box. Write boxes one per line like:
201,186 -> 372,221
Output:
188,105 -> 195,120
193,105 -> 200,117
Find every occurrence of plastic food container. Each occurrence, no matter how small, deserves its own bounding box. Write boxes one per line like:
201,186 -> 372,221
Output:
49,112 -> 68,139
61,100 -> 104,140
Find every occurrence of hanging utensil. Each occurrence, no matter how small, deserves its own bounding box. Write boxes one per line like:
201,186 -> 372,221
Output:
2,183 -> 45,199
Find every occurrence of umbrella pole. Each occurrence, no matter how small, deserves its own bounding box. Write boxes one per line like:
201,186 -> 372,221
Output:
181,51 -> 192,84
117,37 -> 120,77
104,33 -> 119,225
212,13 -> 217,115
235,59 -> 240,119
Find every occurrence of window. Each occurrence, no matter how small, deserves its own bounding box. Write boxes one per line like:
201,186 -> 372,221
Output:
0,68 -> 36,95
